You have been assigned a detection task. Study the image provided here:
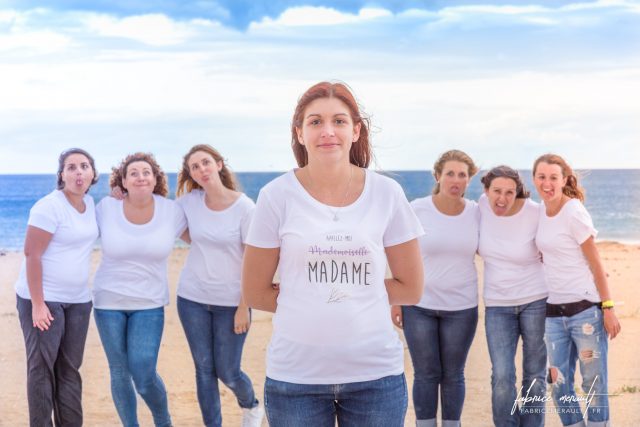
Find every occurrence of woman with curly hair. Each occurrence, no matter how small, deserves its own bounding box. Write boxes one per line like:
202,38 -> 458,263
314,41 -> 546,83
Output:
174,144 -> 263,427
93,152 -> 187,427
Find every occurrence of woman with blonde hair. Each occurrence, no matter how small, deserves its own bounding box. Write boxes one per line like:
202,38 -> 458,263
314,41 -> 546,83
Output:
93,152 -> 186,427
175,144 -> 263,427
393,149 -> 479,427
242,81 -> 424,426
533,153 -> 621,427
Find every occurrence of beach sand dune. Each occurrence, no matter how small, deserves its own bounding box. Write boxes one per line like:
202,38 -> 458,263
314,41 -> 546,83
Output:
1,242 -> 639,426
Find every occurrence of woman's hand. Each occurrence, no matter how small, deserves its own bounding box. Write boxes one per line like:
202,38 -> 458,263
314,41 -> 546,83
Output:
391,305 -> 403,328
111,186 -> 125,200
32,301 -> 54,331
603,309 -> 621,339
234,306 -> 251,334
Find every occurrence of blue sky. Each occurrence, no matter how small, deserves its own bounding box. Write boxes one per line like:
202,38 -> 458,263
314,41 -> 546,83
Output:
1,0 -> 639,173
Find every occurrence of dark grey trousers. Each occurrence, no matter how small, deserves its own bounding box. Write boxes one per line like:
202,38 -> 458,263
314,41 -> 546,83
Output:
17,295 -> 92,427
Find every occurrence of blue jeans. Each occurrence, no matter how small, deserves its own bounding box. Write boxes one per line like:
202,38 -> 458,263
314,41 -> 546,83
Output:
176,296 -> 258,427
485,298 -> 547,427
94,307 -> 172,427
545,305 -> 609,427
264,374 -> 407,427
402,305 -> 478,427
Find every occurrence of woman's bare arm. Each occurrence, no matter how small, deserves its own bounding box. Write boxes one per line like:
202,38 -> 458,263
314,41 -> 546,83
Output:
24,225 -> 54,331
385,239 -> 424,305
242,245 -> 280,313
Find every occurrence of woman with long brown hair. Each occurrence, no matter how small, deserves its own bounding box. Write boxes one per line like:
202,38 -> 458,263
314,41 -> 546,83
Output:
175,144 -> 263,427
242,81 -> 424,426
533,153 -> 621,427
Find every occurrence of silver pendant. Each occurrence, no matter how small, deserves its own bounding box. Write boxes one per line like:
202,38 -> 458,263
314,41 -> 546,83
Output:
333,214 -> 339,221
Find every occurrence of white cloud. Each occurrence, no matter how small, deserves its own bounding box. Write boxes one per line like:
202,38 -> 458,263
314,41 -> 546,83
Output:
250,6 -> 391,28
0,9 -> 18,23
82,13 -> 195,46
0,3 -> 639,172
0,29 -> 70,52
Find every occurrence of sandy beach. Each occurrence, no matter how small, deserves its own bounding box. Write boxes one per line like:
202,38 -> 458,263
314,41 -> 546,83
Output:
1,242 -> 639,427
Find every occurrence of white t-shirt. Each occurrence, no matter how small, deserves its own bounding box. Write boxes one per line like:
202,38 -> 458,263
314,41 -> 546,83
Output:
15,190 -> 98,303
246,169 -> 424,385
535,198 -> 600,304
176,190 -> 254,306
478,194 -> 547,306
92,195 -> 187,310
411,196 -> 479,310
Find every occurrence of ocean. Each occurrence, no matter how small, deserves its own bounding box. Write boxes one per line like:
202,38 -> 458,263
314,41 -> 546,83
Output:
1,170 -> 638,250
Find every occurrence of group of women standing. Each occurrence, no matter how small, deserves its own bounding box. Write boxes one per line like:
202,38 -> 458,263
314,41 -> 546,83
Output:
15,81 -> 621,427
16,148 -> 263,427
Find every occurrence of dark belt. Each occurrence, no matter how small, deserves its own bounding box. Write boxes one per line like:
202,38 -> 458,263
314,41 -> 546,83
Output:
546,300 -> 599,317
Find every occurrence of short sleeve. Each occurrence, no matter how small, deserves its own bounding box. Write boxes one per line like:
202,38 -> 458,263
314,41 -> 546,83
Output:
95,197 -> 109,235
568,201 -> 597,244
172,201 -> 188,238
175,193 -> 187,209
383,182 -> 424,247
240,203 -> 255,244
477,193 -> 489,218
28,198 -> 59,234
245,188 -> 281,248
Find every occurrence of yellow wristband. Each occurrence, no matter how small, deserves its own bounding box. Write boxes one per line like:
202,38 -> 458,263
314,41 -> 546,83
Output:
601,300 -> 614,309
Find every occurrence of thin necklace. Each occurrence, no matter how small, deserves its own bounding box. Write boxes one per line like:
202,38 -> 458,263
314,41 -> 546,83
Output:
306,165 -> 354,221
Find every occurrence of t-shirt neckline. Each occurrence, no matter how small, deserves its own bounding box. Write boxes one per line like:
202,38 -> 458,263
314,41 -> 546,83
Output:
119,194 -> 157,227
55,189 -> 90,216
543,198 -> 577,219
197,189 -> 245,214
289,167 -> 370,212
428,195 -> 470,218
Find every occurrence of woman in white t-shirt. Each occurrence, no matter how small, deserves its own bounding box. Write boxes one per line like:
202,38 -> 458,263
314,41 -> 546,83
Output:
242,81 -> 424,427
533,154 -> 621,427
478,165 -> 547,427
15,148 -> 99,426
392,149 -> 479,427
93,153 -> 186,427
174,144 -> 263,427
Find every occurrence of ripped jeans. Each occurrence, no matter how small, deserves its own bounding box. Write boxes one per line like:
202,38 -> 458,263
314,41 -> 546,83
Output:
545,305 -> 609,427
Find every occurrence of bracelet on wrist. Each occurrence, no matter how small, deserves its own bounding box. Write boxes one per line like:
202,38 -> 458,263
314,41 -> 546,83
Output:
601,300 -> 614,309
